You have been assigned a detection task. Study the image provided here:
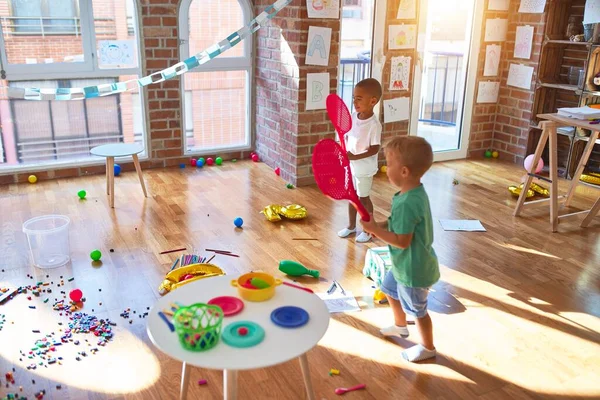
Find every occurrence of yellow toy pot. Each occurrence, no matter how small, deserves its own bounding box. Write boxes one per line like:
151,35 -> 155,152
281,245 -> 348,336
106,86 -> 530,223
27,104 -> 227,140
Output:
231,272 -> 282,302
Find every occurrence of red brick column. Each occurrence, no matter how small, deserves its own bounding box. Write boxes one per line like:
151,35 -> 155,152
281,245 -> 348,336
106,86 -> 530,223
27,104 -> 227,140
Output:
254,0 -> 340,186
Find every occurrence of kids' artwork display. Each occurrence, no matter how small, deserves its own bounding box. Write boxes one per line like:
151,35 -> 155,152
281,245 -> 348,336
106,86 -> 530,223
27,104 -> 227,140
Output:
484,44 -> 501,77
514,25 -> 534,59
306,73 -> 330,110
484,19 -> 508,42
397,0 -> 416,19
388,25 -> 417,50
307,0 -> 340,19
389,56 -> 411,91
306,26 -> 332,66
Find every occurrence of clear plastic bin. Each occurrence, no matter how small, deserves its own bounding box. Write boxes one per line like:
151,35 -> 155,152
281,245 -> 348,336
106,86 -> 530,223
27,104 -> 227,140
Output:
22,215 -> 71,269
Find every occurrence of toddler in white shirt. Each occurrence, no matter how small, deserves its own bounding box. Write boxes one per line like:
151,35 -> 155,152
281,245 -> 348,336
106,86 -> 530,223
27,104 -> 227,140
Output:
338,78 -> 383,243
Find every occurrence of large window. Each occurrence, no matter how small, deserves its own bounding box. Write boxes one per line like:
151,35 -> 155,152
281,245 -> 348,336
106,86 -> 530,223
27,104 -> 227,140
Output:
180,0 -> 252,153
0,0 -> 145,169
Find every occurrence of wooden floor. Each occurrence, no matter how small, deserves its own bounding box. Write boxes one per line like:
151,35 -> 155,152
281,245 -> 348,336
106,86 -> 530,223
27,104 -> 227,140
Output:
0,159 -> 598,400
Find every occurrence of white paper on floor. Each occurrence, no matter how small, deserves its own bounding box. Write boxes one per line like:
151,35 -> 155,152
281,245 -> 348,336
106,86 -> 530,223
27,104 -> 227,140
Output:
317,291 -> 361,313
439,219 -> 487,232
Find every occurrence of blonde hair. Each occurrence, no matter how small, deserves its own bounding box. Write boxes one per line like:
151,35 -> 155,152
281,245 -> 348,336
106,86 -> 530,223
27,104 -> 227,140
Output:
385,136 -> 433,178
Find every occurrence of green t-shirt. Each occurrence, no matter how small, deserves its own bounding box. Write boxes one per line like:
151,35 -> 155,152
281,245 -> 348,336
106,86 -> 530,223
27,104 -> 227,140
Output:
387,185 -> 439,288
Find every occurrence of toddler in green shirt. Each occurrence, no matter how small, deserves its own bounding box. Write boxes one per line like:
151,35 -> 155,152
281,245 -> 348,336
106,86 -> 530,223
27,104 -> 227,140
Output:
361,136 -> 439,362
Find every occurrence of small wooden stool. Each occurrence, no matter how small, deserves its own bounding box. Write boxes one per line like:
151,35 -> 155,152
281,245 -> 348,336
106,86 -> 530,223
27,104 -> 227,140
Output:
513,113 -> 600,231
90,143 -> 148,208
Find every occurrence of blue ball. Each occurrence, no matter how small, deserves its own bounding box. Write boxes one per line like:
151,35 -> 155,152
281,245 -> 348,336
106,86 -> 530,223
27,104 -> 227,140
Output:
114,164 -> 121,176
197,160 -> 204,168
234,217 -> 243,228
179,163 -> 186,169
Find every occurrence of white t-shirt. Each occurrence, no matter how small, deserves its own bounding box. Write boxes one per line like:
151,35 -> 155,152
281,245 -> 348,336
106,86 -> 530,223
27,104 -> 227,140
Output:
343,112 -> 382,177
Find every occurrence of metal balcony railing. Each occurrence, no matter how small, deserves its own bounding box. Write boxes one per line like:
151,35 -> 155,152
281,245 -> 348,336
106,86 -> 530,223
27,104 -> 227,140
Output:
419,52 -> 464,127
337,56 -> 371,113
0,16 -> 117,37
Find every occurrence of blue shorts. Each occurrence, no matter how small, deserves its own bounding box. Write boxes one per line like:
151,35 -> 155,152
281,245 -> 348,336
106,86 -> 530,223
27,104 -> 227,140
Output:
380,270 -> 430,318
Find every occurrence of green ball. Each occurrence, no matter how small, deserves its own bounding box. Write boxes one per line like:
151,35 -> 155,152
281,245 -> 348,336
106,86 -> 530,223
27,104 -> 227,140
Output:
90,250 -> 102,261
215,157 -> 223,165
286,183 -> 294,189
198,158 -> 205,164
484,150 -> 493,158
77,190 -> 87,199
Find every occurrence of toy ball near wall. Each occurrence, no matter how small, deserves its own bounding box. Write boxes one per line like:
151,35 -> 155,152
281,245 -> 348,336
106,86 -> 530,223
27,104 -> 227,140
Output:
114,164 -> 121,176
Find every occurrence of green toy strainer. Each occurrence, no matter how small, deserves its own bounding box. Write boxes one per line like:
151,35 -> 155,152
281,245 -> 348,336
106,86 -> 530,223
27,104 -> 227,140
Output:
173,303 -> 223,351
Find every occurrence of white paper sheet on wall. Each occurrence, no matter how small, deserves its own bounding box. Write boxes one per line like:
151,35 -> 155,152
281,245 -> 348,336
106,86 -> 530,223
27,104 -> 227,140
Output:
306,73 -> 330,110
507,64 -> 534,90
514,25 -> 534,59
488,0 -> 509,11
484,19 -> 508,42
518,0 -> 546,13
307,0 -> 340,19
389,25 -> 417,50
484,44 -> 501,76
383,97 -> 410,123
476,81 -> 500,104
397,0 -> 417,19
306,26 -> 332,66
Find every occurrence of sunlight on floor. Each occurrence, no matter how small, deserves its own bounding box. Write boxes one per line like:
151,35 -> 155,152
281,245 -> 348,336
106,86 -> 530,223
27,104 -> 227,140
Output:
0,297 -> 161,394
493,242 -> 562,260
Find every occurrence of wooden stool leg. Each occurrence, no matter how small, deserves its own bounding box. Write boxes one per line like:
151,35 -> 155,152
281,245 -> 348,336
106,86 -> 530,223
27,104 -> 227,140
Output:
299,353 -> 316,400
565,130 -> 599,207
514,123 -> 550,217
132,154 -> 148,197
179,362 -> 190,400
581,197 -> 600,227
108,157 -> 115,208
548,124 -> 559,232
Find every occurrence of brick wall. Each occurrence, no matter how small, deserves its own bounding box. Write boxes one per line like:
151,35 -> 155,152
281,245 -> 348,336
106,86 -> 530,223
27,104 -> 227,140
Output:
490,1 -> 545,164
253,0 -> 340,186
379,0 -> 417,144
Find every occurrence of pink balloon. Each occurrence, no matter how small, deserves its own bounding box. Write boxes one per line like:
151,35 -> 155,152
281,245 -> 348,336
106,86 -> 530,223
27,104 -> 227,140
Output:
523,154 -> 544,174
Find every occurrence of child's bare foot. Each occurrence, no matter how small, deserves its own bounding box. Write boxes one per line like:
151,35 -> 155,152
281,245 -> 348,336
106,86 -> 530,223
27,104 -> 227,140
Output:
380,325 -> 409,338
337,228 -> 356,238
402,344 -> 436,362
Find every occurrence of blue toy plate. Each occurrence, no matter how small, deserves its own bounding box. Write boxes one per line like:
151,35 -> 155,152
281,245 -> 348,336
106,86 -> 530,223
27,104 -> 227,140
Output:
270,306 -> 309,328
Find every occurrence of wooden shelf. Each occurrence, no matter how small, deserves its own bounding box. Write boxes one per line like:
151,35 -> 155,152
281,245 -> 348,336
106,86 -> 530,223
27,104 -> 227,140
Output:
539,82 -> 580,91
544,39 -> 590,46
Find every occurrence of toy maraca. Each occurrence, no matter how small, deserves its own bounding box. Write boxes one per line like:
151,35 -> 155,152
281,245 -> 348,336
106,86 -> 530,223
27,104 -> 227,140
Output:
279,260 -> 320,278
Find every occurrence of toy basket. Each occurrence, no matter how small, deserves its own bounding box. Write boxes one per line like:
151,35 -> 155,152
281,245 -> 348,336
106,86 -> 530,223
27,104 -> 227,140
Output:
173,303 -> 223,351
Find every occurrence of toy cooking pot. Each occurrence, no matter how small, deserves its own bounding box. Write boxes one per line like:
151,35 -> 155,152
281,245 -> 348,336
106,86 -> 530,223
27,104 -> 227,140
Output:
231,272 -> 282,302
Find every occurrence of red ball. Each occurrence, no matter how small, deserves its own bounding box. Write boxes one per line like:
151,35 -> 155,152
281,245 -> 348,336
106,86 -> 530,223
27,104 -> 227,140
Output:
190,159 -> 197,166
274,167 -> 281,176
251,154 -> 259,162
69,289 -> 83,303
237,327 -> 249,336
206,158 -> 214,166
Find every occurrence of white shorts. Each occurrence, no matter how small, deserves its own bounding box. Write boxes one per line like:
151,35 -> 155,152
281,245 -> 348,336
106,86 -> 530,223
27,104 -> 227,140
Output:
353,175 -> 373,198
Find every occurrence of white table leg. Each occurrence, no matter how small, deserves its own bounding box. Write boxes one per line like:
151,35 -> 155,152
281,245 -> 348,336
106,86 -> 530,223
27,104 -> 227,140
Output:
132,154 -> 148,197
224,369 -> 238,400
299,353 -> 316,400
180,362 -> 190,400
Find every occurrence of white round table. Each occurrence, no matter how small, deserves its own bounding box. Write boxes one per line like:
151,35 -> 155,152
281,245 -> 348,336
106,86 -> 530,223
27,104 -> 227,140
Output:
90,143 -> 147,208
147,275 -> 330,400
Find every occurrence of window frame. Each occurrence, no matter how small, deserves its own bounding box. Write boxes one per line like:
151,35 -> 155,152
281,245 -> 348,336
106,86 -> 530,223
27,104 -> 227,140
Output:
10,0 -> 80,35
0,0 -> 141,80
0,0 -> 149,173
178,0 -> 254,155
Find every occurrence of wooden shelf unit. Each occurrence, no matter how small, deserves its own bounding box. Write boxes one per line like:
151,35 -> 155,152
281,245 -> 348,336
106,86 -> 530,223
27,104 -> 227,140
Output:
529,0 -> 600,179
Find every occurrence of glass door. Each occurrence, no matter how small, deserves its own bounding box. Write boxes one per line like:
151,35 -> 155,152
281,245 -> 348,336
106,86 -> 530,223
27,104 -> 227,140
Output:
410,0 -> 483,160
